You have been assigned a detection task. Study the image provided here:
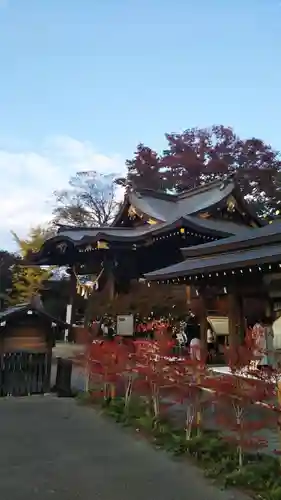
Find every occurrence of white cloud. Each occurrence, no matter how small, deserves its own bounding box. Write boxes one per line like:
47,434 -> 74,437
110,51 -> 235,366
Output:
0,135 -> 125,250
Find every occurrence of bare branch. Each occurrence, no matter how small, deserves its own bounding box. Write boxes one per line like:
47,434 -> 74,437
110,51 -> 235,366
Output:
52,171 -> 120,228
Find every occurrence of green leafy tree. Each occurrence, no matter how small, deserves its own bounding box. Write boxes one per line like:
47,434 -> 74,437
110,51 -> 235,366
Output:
0,250 -> 17,293
0,250 -> 17,309
11,226 -> 54,304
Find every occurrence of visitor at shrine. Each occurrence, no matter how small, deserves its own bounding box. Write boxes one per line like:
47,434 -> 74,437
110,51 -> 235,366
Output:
207,324 -> 217,361
252,316 -> 275,369
185,312 -> 200,346
100,320 -> 108,337
107,320 -> 115,340
190,335 -> 201,361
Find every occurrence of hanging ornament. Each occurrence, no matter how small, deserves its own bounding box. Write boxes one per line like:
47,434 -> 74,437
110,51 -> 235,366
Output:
97,241 -> 109,250
147,218 -> 157,225
73,266 -> 104,297
226,196 -> 236,213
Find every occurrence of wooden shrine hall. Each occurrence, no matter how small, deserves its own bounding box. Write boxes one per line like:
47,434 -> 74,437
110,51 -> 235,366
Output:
26,175 -> 265,325
145,221 -> 281,346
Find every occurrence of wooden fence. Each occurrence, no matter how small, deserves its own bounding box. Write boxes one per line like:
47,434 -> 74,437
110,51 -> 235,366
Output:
0,352 -> 52,397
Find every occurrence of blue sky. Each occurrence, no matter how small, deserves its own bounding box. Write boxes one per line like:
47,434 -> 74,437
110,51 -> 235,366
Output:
0,0 -> 280,249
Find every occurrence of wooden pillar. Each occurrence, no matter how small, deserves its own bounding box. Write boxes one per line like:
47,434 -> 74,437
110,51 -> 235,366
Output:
228,291 -> 244,347
64,267 -> 76,342
228,293 -> 237,347
186,285 -> 191,306
103,257 -> 116,302
107,270 -> 116,302
199,287 -> 208,350
265,298 -> 273,320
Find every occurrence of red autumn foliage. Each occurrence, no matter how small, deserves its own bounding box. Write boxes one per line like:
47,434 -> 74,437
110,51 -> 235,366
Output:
126,125 -> 281,216
83,339 -> 132,400
133,329 -> 179,415
125,143 -> 162,191
242,355 -> 281,458
165,348 -> 208,437
204,343 -> 275,464
75,327 -> 280,461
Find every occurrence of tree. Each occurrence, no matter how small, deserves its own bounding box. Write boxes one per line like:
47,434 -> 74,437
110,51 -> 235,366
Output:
124,143 -> 164,191
52,171 -> 119,228
11,226 -> 54,304
0,250 -> 18,308
0,250 -> 17,293
126,126 -> 281,217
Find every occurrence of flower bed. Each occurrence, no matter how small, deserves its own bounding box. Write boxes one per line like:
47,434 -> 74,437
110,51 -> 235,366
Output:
75,332 -> 281,500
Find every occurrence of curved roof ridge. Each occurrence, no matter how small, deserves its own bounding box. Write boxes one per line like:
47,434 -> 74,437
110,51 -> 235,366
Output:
177,176 -> 234,200
132,188 -> 177,202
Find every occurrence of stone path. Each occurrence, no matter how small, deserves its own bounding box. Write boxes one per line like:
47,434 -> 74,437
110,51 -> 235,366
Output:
0,396 -> 249,500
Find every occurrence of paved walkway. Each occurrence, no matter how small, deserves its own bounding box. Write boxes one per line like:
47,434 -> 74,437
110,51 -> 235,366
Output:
0,396 -> 248,500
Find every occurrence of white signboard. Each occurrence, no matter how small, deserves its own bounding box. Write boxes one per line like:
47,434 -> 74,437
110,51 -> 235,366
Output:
117,315 -> 134,336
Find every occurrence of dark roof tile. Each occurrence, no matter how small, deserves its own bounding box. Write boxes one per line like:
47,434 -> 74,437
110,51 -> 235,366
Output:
39,214 -> 245,248
181,221 -> 281,259
127,179 -> 235,222
0,303 -> 70,327
145,243 -> 281,280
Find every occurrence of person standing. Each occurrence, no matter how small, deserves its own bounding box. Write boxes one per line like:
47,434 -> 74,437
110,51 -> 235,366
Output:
185,312 -> 200,346
252,316 -> 274,369
207,325 -> 216,362
190,335 -> 201,361
100,320 -> 108,337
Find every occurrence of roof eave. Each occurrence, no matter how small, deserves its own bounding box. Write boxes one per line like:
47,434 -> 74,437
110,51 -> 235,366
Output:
0,303 -> 71,328
145,250 -> 281,282
180,227 -> 281,260
28,216 -> 235,256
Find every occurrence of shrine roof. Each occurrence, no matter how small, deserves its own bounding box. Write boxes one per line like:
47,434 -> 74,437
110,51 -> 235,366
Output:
25,176 -> 263,265
114,176 -> 263,226
44,214 -> 245,245
180,216 -> 248,237
25,213 -> 247,266
145,241 -> 281,281
0,302 -> 70,328
180,220 -> 281,259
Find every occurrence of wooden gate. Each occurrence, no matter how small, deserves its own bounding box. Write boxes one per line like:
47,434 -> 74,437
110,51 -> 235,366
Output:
0,352 -> 51,397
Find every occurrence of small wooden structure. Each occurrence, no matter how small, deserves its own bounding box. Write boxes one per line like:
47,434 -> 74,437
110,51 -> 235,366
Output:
0,303 -> 67,396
